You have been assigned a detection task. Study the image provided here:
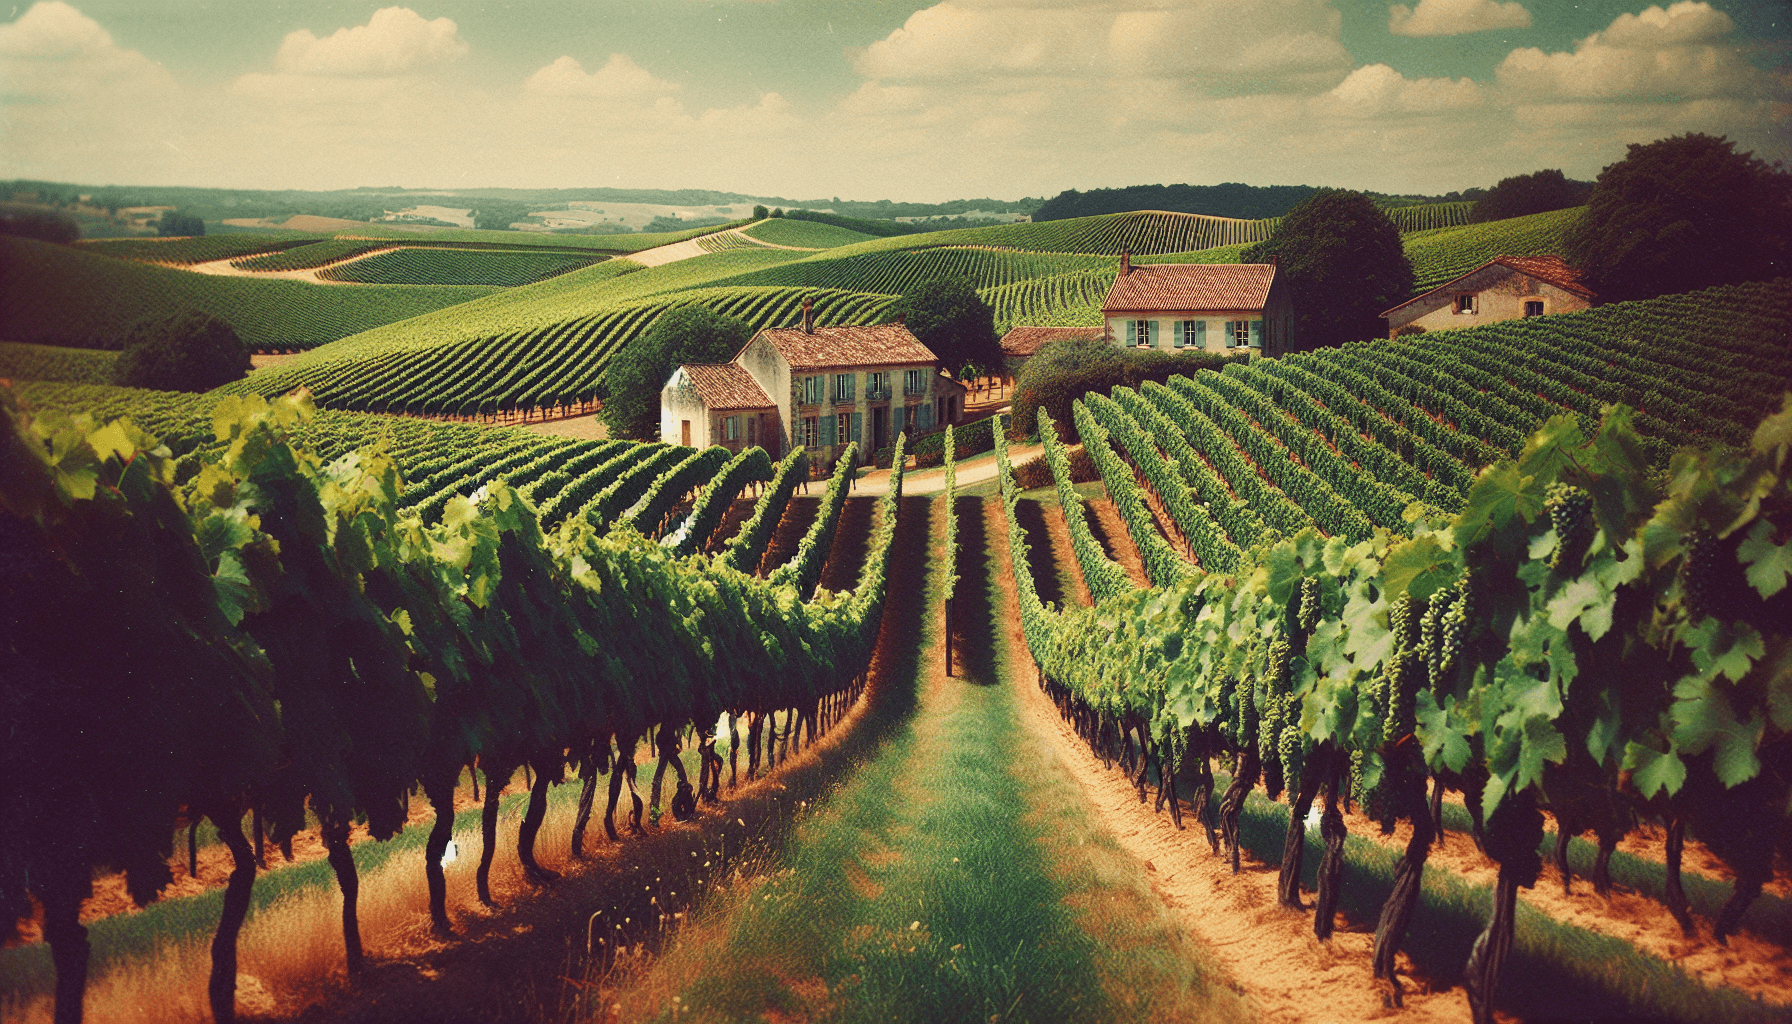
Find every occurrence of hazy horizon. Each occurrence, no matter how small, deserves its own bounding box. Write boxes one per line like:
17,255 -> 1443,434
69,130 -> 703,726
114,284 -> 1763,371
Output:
3,0 -> 1787,202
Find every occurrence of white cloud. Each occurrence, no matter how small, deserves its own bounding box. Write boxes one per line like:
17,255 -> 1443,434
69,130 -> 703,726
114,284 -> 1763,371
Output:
1388,0 -> 1531,38
1496,1 -> 1761,100
524,54 -> 680,99
1317,63 -> 1484,117
274,7 -> 467,77
0,1 -> 173,99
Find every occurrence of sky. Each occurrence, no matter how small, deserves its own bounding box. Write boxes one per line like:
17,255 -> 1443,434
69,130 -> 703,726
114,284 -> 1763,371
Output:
1,0 -> 1787,202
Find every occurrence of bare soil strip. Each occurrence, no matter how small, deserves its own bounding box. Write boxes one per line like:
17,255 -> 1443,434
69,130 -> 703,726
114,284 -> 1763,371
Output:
758,494 -> 820,576
984,497 -> 1474,1024
1084,494 -> 1151,589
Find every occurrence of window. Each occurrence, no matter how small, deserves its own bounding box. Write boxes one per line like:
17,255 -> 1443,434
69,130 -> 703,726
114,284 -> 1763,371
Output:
837,413 -> 852,445
905,368 -> 927,396
801,416 -> 818,449
802,375 -> 824,404
1524,300 -> 1544,318
1455,293 -> 1476,315
867,371 -> 888,400
1127,319 -> 1155,347
1174,320 -> 1199,349
747,416 -> 757,446
724,415 -> 741,441
1233,321 -> 1250,348
834,373 -> 855,402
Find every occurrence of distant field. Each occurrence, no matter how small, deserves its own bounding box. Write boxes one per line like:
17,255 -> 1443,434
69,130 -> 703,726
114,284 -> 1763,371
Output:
231,240 -> 388,271
742,218 -> 878,249
0,341 -> 118,383
0,236 -> 498,352
317,247 -> 608,286
705,247 -> 1115,296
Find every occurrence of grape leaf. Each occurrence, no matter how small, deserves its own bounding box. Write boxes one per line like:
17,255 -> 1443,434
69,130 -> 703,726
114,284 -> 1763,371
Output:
1624,741 -> 1687,799
1738,519 -> 1791,598
1380,534 -> 1455,601
1415,691 -> 1472,772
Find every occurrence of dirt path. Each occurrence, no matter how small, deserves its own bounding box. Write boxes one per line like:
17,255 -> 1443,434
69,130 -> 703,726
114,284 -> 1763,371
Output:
1085,494 -> 1151,589
982,496 -> 1473,1024
171,245 -> 401,284
758,494 -> 819,576
817,495 -> 877,593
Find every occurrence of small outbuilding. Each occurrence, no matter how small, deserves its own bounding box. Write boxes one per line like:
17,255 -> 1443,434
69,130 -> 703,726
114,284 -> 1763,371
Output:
997,325 -> 1107,380
1381,254 -> 1594,339
660,363 -> 778,453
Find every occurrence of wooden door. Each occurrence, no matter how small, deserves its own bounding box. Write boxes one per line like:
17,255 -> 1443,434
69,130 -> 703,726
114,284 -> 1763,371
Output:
681,419 -> 691,446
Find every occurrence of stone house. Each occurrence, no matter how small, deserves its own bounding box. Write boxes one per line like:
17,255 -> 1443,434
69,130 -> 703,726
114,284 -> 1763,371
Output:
661,299 -> 967,467
1099,252 -> 1294,356
1382,254 -> 1594,339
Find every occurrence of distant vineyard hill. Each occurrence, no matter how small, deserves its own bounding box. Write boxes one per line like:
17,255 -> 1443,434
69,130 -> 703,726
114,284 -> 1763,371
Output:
1034,183 -> 1323,222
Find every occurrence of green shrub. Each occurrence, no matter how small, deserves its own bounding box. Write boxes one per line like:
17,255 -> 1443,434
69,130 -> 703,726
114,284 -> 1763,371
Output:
1010,445 -> 1095,490
112,311 -> 249,392
1013,337 -> 1227,443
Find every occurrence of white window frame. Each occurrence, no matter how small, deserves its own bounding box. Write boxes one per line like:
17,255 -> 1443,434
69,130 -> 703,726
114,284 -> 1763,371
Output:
834,373 -> 854,402
905,368 -> 927,396
801,415 -> 818,449
836,412 -> 852,445
1233,321 -> 1250,348
1134,319 -> 1151,348
867,371 -> 887,399
802,375 -> 824,404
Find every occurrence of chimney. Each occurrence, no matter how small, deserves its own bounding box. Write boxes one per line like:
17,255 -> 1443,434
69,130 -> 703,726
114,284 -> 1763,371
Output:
802,296 -> 814,334
1120,248 -> 1131,276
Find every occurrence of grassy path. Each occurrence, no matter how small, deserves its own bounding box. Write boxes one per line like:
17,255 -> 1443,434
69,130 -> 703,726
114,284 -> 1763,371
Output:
601,497 -> 1244,1023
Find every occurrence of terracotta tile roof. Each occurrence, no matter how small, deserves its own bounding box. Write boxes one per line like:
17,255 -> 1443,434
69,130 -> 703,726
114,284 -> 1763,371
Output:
757,322 -> 939,370
1381,253 -> 1595,317
1495,255 -> 1594,298
1102,263 -> 1278,313
677,363 -> 774,410
999,325 -> 1107,358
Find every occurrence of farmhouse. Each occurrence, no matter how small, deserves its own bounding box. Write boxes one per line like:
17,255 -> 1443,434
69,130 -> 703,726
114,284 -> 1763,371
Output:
1100,252 -> 1293,356
1382,254 -> 1594,339
661,299 -> 966,467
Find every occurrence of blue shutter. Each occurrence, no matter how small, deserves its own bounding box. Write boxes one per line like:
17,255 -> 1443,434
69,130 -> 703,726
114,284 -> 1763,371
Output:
920,403 -> 934,429
1249,320 -> 1262,349
892,404 -> 905,437
1172,321 -> 1184,348
1148,321 -> 1159,348
1195,320 -> 1206,349
822,411 -> 836,445
851,411 -> 862,443
1126,320 -> 1136,346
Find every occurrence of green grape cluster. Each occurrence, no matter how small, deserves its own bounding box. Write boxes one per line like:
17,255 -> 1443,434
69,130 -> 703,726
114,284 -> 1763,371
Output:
1423,574 -> 1472,691
1259,638 -> 1292,798
1297,575 -> 1321,633
1544,482 -> 1594,572
1278,716 -> 1305,797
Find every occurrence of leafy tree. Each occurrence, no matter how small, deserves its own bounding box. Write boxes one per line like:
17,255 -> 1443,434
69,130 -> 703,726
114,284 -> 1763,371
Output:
887,276 -> 1001,378
1565,133 -> 1792,303
157,211 -> 204,237
752,205 -> 769,220
112,311 -> 250,392
0,204 -> 79,244
1469,169 -> 1592,223
1242,189 -> 1412,351
602,305 -> 753,440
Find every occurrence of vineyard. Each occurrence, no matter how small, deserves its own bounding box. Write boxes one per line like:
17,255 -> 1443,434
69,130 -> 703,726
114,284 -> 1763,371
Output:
740,218 -> 878,249
0,342 -> 117,385
3,376 -> 917,1024
216,286 -> 896,417
0,237 -> 497,353
981,276 -> 1792,1022
315,247 -> 609,287
77,234 -> 324,266
1404,206 -> 1581,293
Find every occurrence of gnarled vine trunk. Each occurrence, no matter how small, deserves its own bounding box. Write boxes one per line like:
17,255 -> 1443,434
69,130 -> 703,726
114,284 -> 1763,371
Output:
208,808 -> 259,1024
